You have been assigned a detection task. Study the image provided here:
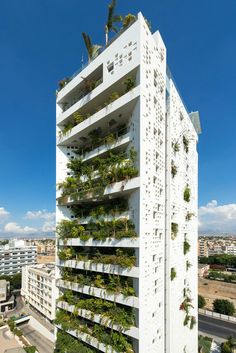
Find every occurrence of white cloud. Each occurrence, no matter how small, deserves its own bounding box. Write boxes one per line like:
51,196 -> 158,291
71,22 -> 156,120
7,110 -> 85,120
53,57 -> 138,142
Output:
25,210 -> 55,221
199,200 -> 236,233
41,220 -> 55,233
4,222 -> 37,234
0,207 -> 10,223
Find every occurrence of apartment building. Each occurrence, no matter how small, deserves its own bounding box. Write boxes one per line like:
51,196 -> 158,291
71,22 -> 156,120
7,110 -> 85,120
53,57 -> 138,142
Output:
198,238 -> 208,257
56,13 -> 201,353
0,240 -> 37,276
21,263 -> 56,321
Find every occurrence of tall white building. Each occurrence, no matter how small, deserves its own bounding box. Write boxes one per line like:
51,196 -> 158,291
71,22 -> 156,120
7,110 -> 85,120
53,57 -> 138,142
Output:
21,263 -> 56,321
55,13 -> 201,353
0,240 -> 37,276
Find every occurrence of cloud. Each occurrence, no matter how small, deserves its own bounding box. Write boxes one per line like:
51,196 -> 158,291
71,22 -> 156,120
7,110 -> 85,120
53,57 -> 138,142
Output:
41,221 -> 55,233
4,222 -> 37,234
199,200 -> 236,233
25,210 -> 55,221
0,207 -> 10,223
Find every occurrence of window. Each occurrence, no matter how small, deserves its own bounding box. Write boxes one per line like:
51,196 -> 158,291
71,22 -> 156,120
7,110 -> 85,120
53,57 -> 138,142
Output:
107,62 -> 114,73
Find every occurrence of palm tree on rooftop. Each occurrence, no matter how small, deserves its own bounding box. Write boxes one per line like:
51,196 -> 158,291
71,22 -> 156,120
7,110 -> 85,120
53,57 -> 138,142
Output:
82,32 -> 101,62
105,0 -> 122,45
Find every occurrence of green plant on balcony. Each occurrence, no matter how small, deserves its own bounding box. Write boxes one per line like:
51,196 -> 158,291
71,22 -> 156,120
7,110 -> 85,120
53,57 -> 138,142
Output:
186,212 -> 195,221
183,314 -> 191,326
183,136 -> 189,153
179,296 -> 193,314
183,239 -> 191,255
59,295 -> 135,329
172,141 -> 180,153
57,217 -> 137,242
123,77 -> 136,93
58,247 -> 76,261
58,77 -> 71,92
171,267 -> 177,281
190,316 -> 196,329
58,122 -> 74,139
60,248 -> 136,269
122,14 -> 137,29
171,162 -> 177,178
61,270 -> 136,297
56,220 -> 85,240
73,111 -> 85,125
107,91 -> 120,104
184,186 -> 191,202
91,249 -> 136,268
58,148 -> 138,199
55,330 -> 98,353
186,260 -> 192,271
55,309 -> 134,353
171,222 -> 178,240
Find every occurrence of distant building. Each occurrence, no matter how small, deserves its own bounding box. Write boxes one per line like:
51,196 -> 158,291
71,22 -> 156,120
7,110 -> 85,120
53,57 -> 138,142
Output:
0,240 -> 37,276
21,263 -> 56,321
0,279 -> 14,313
198,239 -> 208,257
225,244 -> 236,256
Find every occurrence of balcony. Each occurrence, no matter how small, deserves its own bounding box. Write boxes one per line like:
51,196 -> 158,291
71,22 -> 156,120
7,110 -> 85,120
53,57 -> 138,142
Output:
57,301 -> 139,339
58,176 -> 140,205
59,237 -> 139,249
57,279 -> 139,308
57,84 -> 140,145
73,128 -> 131,163
56,325 -> 119,353
58,259 -> 139,278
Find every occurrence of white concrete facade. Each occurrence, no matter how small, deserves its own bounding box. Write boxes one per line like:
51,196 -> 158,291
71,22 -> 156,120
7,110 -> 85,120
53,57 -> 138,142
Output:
56,13 -> 200,353
0,241 -> 37,276
21,263 -> 56,321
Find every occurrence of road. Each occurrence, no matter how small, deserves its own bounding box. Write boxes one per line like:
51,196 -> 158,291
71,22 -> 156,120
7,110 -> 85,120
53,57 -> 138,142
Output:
20,324 -> 54,353
199,314 -> 236,340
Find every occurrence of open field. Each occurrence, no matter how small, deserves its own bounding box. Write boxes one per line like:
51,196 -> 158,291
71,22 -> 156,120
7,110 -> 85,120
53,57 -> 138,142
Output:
199,278 -> 236,311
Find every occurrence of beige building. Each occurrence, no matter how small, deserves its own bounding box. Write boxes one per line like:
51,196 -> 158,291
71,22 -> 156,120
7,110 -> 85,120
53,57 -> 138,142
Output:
21,263 -> 56,321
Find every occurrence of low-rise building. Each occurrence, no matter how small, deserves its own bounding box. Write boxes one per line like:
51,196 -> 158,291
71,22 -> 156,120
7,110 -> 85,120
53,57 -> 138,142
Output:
0,280 -> 14,313
0,240 -> 37,276
198,264 -> 209,278
21,263 -> 56,321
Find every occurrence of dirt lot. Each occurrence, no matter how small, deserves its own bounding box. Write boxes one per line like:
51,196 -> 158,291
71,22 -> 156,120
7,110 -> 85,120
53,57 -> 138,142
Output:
199,277 -> 236,311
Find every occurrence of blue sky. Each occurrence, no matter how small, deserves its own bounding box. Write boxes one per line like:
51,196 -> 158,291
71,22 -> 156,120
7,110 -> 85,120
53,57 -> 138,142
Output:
0,0 -> 236,235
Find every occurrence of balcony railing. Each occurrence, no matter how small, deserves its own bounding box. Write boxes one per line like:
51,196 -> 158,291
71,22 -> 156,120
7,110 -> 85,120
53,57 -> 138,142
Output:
75,126 -> 129,158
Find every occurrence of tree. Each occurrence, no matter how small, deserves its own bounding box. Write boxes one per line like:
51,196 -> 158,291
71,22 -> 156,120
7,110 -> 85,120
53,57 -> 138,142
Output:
213,299 -> 235,316
82,32 -> 101,62
105,0 -> 122,45
198,295 -> 206,309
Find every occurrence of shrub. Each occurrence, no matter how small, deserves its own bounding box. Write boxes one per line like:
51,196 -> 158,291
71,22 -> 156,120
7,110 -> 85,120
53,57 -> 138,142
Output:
213,299 -> 235,316
172,142 -> 180,152
171,223 -> 178,239
171,163 -> 177,178
184,186 -> 191,202
183,136 -> 189,153
24,347 -> 37,353
123,77 -> 135,92
171,267 -> 177,281
183,240 -> 191,255
198,295 -> 206,309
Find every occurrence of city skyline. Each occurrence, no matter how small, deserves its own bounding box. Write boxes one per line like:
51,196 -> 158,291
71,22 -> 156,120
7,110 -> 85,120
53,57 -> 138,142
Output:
1,0 -> 236,236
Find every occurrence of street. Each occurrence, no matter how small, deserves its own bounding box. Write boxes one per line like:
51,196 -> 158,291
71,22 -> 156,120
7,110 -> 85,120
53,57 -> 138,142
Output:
20,324 -> 54,353
199,314 -> 236,339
